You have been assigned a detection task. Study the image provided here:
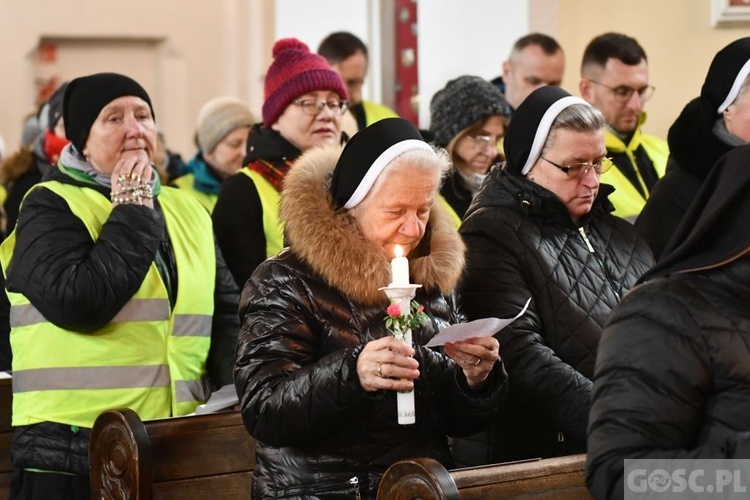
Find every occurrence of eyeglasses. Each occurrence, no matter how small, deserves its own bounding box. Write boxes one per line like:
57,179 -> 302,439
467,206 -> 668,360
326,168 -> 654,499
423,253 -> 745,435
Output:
470,134 -> 502,152
541,156 -> 613,178
588,80 -> 655,103
292,99 -> 348,116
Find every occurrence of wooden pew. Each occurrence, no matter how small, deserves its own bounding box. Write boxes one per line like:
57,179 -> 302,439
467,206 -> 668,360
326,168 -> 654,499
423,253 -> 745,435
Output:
0,376 -> 12,500
377,453 -> 592,499
89,408 -> 255,499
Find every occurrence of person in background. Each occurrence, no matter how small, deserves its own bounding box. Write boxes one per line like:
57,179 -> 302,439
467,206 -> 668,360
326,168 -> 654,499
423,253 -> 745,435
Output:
1,72 -> 238,499
318,31 -> 399,137
173,97 -> 254,212
1,82 -> 70,234
635,37 -> 750,260
586,145 -> 750,500
19,113 -> 41,151
429,75 -> 511,227
453,86 -> 654,466
235,118 -> 507,498
213,38 -> 347,288
492,33 -> 565,111
153,128 -> 185,184
580,32 -> 668,221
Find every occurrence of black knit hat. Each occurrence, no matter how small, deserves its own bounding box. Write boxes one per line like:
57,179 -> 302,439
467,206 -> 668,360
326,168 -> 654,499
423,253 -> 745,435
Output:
504,86 -> 589,176
330,117 -> 432,209
429,75 -> 511,148
701,37 -> 750,114
63,73 -> 154,154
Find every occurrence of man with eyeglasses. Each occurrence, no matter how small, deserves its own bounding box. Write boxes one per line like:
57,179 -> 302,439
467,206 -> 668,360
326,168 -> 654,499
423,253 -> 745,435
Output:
579,32 -> 668,222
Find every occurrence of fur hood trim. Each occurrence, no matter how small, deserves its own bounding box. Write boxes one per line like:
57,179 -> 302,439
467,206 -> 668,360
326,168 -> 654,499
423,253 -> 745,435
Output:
281,145 -> 465,306
0,147 -> 35,185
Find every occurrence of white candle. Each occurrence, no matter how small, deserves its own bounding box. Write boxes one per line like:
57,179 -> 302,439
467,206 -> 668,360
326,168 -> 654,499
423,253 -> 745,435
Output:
390,245 -> 410,286
397,325 -> 416,425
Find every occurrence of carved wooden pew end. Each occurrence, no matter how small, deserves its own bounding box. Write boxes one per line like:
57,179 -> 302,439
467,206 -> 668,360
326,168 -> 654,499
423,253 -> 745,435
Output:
90,408 -> 255,499
378,454 -> 592,499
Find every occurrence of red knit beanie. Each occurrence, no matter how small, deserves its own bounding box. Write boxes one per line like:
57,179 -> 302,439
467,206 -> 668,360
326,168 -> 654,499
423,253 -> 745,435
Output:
262,38 -> 348,126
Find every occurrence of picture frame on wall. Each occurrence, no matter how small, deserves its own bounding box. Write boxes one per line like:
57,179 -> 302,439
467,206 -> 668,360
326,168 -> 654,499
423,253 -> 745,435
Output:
712,0 -> 750,26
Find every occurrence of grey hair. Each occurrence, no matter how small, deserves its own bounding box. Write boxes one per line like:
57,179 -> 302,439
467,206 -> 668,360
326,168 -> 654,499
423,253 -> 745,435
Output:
542,103 -> 605,154
360,144 -> 452,205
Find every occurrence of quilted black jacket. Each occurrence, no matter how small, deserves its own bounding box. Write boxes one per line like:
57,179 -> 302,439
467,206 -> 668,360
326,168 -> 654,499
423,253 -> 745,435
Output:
586,256 -> 750,500
453,166 -> 654,464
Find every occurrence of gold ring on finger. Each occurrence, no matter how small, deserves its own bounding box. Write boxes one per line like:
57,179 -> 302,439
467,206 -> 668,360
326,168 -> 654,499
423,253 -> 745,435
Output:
377,362 -> 383,378
473,356 -> 481,366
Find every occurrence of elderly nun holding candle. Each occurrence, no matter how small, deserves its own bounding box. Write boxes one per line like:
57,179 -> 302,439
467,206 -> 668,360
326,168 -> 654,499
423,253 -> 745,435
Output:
234,117 -> 508,499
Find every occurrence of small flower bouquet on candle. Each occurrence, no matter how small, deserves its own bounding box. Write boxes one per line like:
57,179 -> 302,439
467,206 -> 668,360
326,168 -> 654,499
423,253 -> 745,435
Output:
385,300 -> 428,341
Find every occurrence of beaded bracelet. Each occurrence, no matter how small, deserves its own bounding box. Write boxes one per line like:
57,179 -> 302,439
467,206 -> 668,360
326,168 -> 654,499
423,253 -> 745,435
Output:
111,175 -> 154,205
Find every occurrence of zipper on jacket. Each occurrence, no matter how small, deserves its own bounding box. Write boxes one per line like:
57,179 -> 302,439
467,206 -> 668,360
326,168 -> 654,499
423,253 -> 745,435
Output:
350,475 -> 361,500
578,227 -> 595,253
578,226 -> 621,301
557,431 -> 564,442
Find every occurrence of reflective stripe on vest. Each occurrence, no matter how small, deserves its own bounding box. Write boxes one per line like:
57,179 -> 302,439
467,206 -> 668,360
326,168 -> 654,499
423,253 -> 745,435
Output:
240,168 -> 284,257
0,182 -> 215,427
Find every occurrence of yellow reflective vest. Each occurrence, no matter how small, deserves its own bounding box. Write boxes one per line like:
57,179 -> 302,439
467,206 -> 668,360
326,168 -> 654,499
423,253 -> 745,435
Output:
438,194 -> 462,230
1,182 -> 215,428
602,120 -> 669,221
239,168 -> 284,258
361,100 -> 400,127
173,173 -> 217,212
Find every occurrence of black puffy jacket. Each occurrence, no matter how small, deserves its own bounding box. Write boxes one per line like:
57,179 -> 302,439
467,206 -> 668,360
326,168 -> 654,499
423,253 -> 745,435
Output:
586,256 -> 750,500
235,146 -> 508,499
6,166 -> 239,475
453,166 -> 654,465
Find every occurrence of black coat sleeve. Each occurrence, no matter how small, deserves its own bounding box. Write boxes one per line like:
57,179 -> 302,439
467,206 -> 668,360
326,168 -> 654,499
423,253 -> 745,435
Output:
206,240 -> 240,388
212,173 -> 267,289
460,215 -> 592,444
586,282 -> 750,500
234,260 -> 383,447
5,186 -> 162,332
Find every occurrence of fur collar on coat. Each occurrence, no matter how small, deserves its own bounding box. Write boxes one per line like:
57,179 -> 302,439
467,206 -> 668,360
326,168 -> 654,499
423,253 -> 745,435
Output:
281,145 -> 465,307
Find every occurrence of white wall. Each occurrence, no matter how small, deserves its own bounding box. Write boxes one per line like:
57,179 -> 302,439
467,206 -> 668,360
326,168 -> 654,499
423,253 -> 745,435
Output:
274,0 -> 375,97
275,0 -> 531,128
417,0 -> 529,127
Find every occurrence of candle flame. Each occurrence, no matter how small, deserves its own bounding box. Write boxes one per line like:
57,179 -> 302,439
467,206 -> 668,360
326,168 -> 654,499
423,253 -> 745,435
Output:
394,245 -> 404,258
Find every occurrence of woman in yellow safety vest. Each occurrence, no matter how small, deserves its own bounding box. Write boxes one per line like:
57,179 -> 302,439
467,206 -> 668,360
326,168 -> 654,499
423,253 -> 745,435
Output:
1,72 -> 239,500
212,37 -> 348,288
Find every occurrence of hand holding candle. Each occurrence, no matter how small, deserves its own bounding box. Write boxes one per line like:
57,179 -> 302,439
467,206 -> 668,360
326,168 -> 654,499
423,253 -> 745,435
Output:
384,244 -> 417,425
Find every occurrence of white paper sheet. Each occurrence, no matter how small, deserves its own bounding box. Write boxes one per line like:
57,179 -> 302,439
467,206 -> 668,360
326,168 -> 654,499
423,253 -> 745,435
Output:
192,384 -> 239,415
425,297 -> 531,347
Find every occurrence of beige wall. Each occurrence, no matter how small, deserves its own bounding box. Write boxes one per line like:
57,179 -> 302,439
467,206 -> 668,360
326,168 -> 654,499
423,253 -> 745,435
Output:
0,0 -> 275,158
2,0 -> 749,158
554,0 -> 750,141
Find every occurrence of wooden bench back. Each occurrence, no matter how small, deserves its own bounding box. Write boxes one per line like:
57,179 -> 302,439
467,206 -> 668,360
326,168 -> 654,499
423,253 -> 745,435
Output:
0,377 -> 12,500
377,453 -> 592,499
90,409 -> 255,499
